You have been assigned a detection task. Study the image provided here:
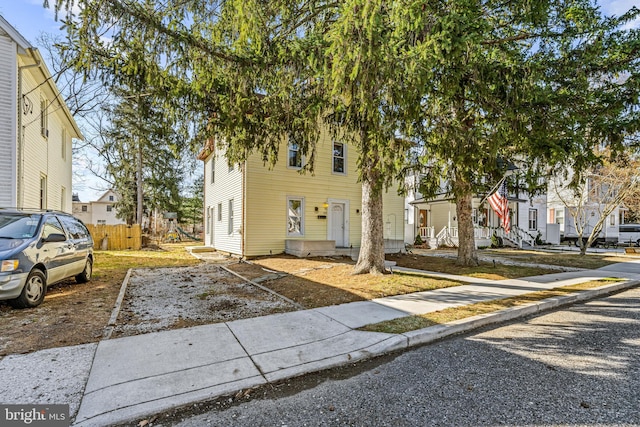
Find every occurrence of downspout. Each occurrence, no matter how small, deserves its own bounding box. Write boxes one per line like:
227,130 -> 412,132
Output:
17,48 -> 40,209
241,160 -> 247,259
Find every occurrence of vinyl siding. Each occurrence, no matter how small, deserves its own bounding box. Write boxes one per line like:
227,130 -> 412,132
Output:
244,128 -> 404,257
19,57 -> 73,212
0,34 -> 17,207
202,146 -> 243,255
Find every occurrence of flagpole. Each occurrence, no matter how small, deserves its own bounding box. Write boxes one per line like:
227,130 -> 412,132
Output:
478,175 -> 507,205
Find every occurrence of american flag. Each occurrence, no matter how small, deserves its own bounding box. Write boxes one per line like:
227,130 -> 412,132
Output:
488,181 -> 511,233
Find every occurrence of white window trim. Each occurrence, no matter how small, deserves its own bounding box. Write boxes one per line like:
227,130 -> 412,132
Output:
228,199 -> 234,234
40,98 -> 49,138
217,203 -> 222,222
286,196 -> 305,237
528,208 -> 538,230
332,141 -> 347,175
61,128 -> 67,160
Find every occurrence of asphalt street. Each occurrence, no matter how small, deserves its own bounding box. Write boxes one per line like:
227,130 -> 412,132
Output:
150,286 -> 640,427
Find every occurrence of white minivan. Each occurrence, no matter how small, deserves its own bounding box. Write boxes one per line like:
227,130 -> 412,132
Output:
618,224 -> 640,247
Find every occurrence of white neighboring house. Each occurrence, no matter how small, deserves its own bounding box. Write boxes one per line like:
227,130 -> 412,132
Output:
72,190 -> 126,225
0,15 -> 82,212
405,175 -> 547,248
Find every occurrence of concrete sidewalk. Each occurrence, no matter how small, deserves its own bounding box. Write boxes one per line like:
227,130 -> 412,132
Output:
70,259 -> 640,426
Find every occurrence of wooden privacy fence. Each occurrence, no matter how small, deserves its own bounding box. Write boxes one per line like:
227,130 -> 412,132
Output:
86,224 -> 142,250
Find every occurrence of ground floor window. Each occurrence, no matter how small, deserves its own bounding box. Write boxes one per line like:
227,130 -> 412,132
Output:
529,208 -> 538,230
287,197 -> 304,236
40,175 -> 47,209
228,200 -> 234,234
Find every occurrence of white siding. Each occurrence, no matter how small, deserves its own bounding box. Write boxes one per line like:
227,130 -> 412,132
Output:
18,56 -> 74,212
0,34 -> 17,207
202,148 -> 243,255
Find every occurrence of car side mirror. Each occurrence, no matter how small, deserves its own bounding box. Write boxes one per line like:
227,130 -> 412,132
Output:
43,233 -> 66,243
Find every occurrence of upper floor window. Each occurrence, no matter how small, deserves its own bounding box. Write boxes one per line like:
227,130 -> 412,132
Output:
81,205 -> 88,212
210,159 -> 215,183
288,136 -> 302,169
106,205 -> 113,212
61,129 -> 67,159
40,99 -> 49,138
609,213 -> 616,226
109,195 -> 114,201
333,142 -> 346,174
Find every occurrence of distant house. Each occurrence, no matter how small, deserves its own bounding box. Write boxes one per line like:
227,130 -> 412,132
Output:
198,130 -> 405,258
0,15 -> 82,212
546,174 -> 624,245
73,189 -> 126,225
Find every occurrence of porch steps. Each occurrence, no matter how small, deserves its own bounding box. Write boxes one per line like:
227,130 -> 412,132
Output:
186,246 -> 216,253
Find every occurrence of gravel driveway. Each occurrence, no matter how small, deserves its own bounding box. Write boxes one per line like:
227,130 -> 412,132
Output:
111,262 -> 299,337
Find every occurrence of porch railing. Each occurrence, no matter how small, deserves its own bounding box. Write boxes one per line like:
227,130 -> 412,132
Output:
419,226 -> 435,240
495,225 -> 535,248
474,227 -> 492,239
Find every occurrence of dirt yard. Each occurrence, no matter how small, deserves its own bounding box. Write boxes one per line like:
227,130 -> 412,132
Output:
0,246 -> 583,357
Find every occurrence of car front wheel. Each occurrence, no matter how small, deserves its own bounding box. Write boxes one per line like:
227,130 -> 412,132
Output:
76,258 -> 92,283
11,269 -> 46,308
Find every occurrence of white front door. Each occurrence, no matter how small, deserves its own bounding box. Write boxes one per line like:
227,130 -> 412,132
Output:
330,203 -> 346,247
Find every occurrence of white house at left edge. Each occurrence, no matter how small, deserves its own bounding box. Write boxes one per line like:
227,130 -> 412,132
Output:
0,15 -> 82,213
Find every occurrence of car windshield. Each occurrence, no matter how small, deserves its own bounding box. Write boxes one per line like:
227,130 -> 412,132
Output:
0,213 -> 41,239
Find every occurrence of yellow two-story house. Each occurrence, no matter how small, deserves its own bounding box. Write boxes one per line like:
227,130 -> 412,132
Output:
199,129 -> 405,258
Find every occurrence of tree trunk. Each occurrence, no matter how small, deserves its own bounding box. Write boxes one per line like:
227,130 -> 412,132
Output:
454,180 -> 479,267
353,174 -> 386,275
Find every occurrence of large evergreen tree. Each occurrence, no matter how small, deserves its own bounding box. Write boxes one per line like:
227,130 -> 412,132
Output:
397,0 -> 639,265
49,0 -> 639,269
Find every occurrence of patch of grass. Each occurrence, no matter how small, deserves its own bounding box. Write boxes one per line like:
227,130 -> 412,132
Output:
261,264 -> 465,308
360,278 -> 622,334
92,243 -> 200,280
386,253 -> 561,280
196,291 -> 215,300
482,249 -> 626,269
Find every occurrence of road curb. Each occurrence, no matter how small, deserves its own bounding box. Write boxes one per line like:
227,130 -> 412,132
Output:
399,280 -> 639,348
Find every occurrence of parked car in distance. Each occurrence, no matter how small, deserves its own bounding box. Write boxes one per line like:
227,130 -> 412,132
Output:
619,223 -> 640,247
0,209 -> 94,308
